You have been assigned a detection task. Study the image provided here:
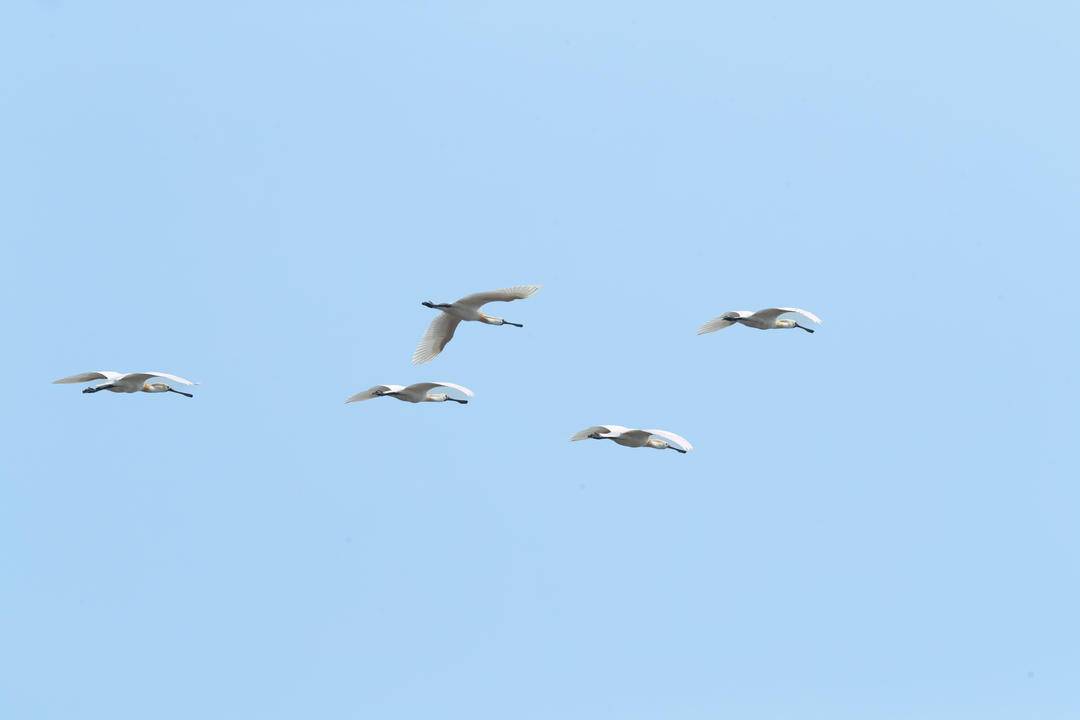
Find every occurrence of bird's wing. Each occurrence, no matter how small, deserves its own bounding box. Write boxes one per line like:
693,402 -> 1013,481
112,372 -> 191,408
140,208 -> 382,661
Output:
753,307 -> 822,324
646,429 -> 694,451
406,381 -> 475,398
117,371 -> 197,388
570,424 -> 628,441
142,371 -> 197,385
52,371 -> 123,384
455,285 -> 542,309
345,384 -> 404,403
697,311 -> 751,335
412,314 -> 461,365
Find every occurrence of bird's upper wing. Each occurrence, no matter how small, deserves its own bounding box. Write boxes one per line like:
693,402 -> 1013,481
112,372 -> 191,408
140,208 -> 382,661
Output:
345,384 -> 405,403
52,371 -> 124,384
570,424 -> 629,441
455,285 -> 542,309
406,381 -> 475,398
646,429 -> 694,451
412,314 -> 462,365
753,307 -> 822,324
118,371 -> 197,388
697,311 -> 751,335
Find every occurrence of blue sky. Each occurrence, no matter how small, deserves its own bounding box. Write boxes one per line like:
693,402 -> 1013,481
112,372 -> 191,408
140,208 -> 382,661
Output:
2,1 -> 1078,717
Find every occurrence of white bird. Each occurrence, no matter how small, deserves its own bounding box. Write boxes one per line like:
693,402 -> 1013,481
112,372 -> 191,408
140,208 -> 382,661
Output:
53,371 -> 196,397
413,285 -> 541,364
570,425 -> 694,454
698,307 -> 822,334
346,381 -> 474,405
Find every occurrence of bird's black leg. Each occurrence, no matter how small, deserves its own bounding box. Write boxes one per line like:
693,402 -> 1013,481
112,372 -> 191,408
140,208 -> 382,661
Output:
83,384 -> 113,394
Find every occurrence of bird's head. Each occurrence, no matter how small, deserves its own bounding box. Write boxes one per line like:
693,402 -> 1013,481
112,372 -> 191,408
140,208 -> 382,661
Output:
428,393 -> 468,404
145,382 -> 193,397
776,319 -> 797,329
646,438 -> 669,450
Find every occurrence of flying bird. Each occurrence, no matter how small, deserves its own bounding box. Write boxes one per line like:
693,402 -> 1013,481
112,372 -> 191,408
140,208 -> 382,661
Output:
570,425 -> 694,453
53,371 -> 196,397
698,307 -> 822,334
413,284 -> 541,364
346,381 -> 474,405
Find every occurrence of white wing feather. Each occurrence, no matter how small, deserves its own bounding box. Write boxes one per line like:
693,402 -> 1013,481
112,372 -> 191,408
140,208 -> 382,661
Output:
570,425 -> 629,441
752,307 -> 822,324
645,429 -> 694,451
412,314 -> 461,365
345,384 -> 405,403
125,371 -> 197,386
405,381 -> 475,398
697,311 -> 751,335
455,285 -> 541,309
52,371 -> 123,384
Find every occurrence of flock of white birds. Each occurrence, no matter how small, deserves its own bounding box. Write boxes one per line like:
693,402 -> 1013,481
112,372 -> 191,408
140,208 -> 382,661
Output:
52,285 -> 821,455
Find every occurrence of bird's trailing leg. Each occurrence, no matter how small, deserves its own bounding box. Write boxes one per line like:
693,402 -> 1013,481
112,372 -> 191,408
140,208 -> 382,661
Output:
82,384 -> 113,394
422,301 -> 451,309
167,387 -> 194,398
793,323 -> 815,333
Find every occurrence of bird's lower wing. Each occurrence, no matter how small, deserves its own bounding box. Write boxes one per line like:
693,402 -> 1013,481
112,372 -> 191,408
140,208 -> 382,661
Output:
345,384 -> 401,403
412,314 -> 461,365
146,371 -> 197,385
126,371 -> 197,386
646,429 -> 694,451
775,307 -> 822,324
408,381 -> 475,398
570,424 -> 627,441
697,312 -> 748,334
52,371 -> 120,384
754,307 -> 822,324
456,285 -> 541,309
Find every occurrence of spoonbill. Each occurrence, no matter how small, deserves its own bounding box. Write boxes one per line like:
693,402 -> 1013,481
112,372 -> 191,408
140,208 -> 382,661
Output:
53,371 -> 196,397
698,307 -> 822,334
570,425 -> 694,453
413,284 -> 541,364
346,381 -> 474,405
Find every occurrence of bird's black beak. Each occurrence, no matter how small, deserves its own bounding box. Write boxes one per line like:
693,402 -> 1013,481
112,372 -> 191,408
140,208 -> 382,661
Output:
795,323 -> 815,333
168,388 -> 194,398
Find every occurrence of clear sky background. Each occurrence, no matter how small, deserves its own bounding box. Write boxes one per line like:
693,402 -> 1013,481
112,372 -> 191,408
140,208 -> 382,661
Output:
2,2 -> 1078,718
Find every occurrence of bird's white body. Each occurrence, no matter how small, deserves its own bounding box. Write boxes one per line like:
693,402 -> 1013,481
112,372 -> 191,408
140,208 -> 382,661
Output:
346,381 -> 474,405
570,425 -> 694,453
698,307 -> 822,334
53,371 -> 197,397
414,285 -> 541,364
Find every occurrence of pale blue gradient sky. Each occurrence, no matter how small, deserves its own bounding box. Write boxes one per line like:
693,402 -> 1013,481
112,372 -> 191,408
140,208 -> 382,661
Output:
2,2 -> 1078,718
